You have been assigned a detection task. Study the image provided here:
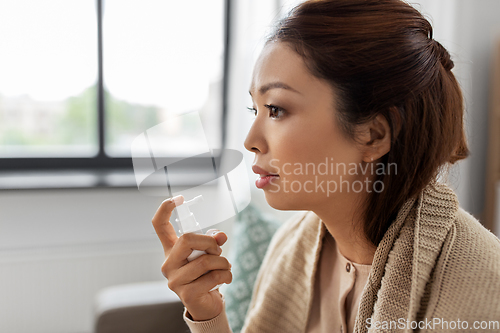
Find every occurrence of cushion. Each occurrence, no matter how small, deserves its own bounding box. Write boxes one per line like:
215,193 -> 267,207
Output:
221,204 -> 282,333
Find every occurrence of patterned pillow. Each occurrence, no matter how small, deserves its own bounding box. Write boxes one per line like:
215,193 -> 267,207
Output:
221,204 -> 282,333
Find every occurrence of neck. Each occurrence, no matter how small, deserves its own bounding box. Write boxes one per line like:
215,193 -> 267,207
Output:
312,194 -> 376,265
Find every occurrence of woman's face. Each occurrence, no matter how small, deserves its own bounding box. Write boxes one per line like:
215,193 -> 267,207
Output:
244,41 -> 369,211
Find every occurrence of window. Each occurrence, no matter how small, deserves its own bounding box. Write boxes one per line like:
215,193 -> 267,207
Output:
0,0 -> 228,173
0,0 -> 98,159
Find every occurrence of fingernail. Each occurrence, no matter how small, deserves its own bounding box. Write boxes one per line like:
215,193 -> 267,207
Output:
172,195 -> 184,206
211,230 -> 221,236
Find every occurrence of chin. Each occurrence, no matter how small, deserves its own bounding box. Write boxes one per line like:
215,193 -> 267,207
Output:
263,191 -> 304,211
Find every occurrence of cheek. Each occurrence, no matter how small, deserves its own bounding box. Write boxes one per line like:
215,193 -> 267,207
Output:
278,117 -> 341,160
273,117 -> 361,179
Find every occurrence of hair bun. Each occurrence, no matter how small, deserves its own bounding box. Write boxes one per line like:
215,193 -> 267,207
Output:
433,40 -> 454,71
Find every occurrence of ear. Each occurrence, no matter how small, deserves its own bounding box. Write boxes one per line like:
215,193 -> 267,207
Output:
357,114 -> 391,162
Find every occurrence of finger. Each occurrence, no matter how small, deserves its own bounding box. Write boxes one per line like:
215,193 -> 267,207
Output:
188,269 -> 233,294
167,255 -> 231,286
167,233 -> 223,269
206,229 -> 228,247
152,195 -> 184,256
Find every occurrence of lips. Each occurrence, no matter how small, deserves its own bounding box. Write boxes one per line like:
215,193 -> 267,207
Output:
252,165 -> 279,189
251,165 -> 279,177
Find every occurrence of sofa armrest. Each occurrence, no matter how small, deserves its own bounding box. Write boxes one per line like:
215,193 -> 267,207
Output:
93,281 -> 188,333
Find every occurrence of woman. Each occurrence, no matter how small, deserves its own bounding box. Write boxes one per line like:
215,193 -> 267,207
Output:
152,0 -> 500,332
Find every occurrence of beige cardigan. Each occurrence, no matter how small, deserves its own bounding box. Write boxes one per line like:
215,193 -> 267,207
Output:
241,181 -> 500,333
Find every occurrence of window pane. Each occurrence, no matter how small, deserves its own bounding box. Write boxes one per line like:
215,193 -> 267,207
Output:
103,0 -> 224,157
0,0 -> 98,158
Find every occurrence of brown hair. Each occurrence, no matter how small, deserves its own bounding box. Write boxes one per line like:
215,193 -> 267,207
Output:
269,0 -> 469,246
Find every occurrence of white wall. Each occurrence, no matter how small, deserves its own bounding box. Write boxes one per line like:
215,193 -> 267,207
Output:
0,188 -> 170,333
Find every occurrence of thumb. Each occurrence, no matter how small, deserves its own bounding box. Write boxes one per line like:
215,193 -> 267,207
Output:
206,229 -> 228,247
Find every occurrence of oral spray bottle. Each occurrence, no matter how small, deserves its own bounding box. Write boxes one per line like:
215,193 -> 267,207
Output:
174,195 -> 223,291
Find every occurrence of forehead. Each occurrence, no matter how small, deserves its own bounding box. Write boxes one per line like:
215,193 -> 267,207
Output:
249,42 -> 314,94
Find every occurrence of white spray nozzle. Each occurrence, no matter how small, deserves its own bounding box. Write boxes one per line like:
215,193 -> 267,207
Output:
175,195 -> 204,234
185,195 -> 204,206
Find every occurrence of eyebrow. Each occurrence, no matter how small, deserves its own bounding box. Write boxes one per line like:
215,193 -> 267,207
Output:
249,82 -> 301,96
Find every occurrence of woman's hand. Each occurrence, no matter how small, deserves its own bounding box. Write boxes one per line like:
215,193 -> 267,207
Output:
152,196 -> 232,321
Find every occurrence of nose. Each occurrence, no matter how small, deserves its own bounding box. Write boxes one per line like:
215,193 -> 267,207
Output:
244,115 -> 266,154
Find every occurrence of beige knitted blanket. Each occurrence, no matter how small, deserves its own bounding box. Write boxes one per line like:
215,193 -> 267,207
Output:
242,181 -> 500,333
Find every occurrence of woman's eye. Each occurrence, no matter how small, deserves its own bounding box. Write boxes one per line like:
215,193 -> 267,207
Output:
265,104 -> 285,119
246,107 -> 257,117
247,105 -> 286,119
